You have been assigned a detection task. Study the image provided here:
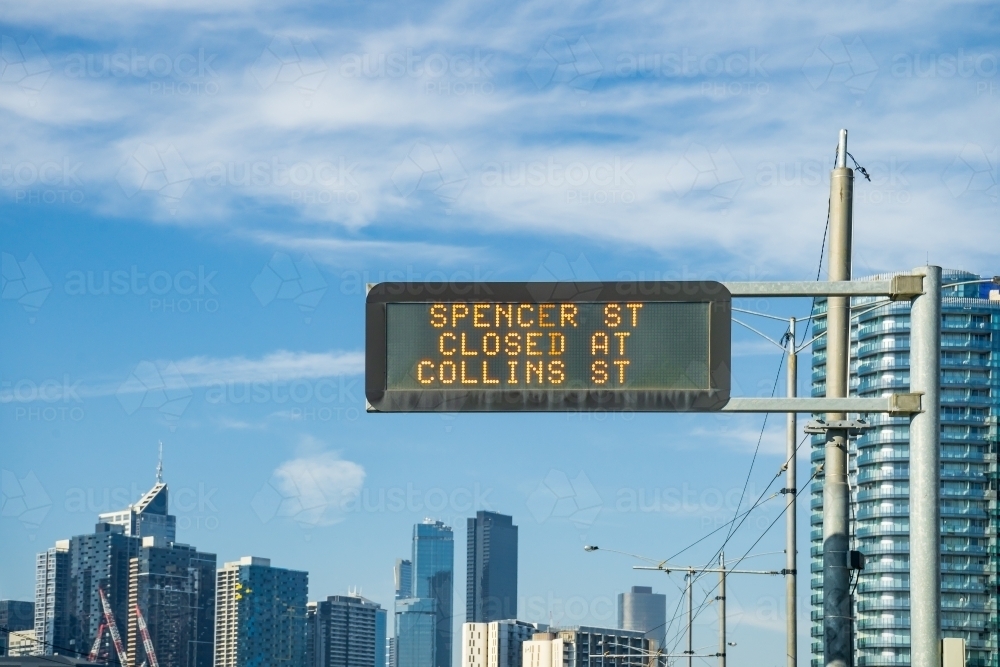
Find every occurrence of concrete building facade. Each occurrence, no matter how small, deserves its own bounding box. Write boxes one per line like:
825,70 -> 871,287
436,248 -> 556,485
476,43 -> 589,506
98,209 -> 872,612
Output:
462,620 -> 543,667
214,556 -> 308,667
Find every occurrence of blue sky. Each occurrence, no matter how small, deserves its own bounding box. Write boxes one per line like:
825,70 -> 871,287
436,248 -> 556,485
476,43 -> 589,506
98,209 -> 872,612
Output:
1,0 -> 998,662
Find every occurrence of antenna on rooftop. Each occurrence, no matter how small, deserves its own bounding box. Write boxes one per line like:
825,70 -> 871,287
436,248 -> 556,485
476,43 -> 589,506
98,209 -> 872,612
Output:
156,441 -> 164,484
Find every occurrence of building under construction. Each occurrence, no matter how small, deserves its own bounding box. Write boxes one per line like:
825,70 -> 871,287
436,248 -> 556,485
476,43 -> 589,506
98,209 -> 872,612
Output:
34,470 -> 216,667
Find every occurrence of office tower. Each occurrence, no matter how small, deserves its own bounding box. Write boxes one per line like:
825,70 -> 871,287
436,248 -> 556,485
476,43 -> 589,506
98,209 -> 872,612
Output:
395,521 -> 453,667
127,537 -> 216,667
33,542 -> 69,657
394,598 -> 436,667
308,594 -> 386,667
307,603 -> 318,667
412,520 -> 454,667
616,586 -> 665,642
810,271 -> 999,667
34,472 -> 215,665
214,557 -> 308,667
466,512 -> 518,623
394,560 -> 412,600
97,477 -> 176,542
522,627 -> 651,667
376,606 -> 387,667
462,620 -> 544,667
0,601 -> 35,656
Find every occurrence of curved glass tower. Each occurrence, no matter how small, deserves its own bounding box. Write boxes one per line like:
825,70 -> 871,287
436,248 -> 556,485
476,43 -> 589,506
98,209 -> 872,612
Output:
809,270 -> 999,667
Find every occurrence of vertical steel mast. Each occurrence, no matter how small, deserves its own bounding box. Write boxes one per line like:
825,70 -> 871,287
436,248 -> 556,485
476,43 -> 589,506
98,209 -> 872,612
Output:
823,129 -> 854,667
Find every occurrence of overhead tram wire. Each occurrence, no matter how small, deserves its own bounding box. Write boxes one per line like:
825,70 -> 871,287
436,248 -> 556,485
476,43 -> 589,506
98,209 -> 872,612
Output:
664,465 -> 824,656
639,433 -> 812,654
720,345 -> 787,550
650,323 -> 790,649
656,432 -> 813,655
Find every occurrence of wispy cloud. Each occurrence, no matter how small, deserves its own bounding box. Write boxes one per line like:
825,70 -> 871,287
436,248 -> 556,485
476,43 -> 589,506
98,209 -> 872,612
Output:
251,436 -> 366,527
64,350 -> 364,402
2,0 -> 997,277
171,350 -> 363,386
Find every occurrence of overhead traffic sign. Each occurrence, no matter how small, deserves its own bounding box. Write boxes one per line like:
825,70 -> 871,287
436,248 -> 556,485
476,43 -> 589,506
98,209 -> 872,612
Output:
366,281 -> 731,412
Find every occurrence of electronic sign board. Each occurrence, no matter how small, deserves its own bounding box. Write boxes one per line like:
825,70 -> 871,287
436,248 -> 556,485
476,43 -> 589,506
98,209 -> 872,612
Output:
366,282 -> 731,412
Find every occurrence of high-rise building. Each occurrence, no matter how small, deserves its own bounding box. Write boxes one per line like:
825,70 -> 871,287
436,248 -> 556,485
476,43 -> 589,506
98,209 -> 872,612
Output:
462,620 -> 544,667
522,627 -> 651,667
97,480 -> 176,543
214,556 -> 309,667
394,599 -> 436,667
0,601 -> 35,656
127,536 -> 216,667
307,594 -> 386,667
395,560 -> 413,601
34,542 -> 70,657
466,512 -> 518,623
809,271 -> 1000,667
389,559 -> 413,667
67,524 -> 140,659
396,520 -> 454,667
376,606 -> 387,667
34,472 -> 215,666
616,586 -> 665,643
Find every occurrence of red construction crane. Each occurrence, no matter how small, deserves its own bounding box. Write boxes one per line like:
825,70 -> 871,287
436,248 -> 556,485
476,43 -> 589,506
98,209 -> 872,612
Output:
133,602 -> 160,667
97,586 -> 129,667
88,621 -> 106,663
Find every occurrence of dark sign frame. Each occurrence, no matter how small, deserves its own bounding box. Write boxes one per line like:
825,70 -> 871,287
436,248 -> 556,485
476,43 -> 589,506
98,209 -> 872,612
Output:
366,281 -> 731,412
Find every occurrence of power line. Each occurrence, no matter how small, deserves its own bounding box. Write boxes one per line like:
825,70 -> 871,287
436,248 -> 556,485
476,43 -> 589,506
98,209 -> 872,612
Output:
720,347 -> 787,551
665,464 -> 821,656
660,432 -> 812,653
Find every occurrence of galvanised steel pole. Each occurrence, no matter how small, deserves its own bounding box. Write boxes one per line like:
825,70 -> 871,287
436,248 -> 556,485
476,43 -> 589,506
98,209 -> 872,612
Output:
718,552 -> 727,667
687,570 -> 694,667
824,128 -> 853,667
786,317 -> 798,667
909,265 -> 942,666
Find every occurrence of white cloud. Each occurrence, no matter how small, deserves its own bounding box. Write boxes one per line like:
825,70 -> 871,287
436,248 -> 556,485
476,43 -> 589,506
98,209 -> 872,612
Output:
78,350 -> 363,401
171,349 -> 364,386
1,0 -> 997,278
251,444 -> 366,526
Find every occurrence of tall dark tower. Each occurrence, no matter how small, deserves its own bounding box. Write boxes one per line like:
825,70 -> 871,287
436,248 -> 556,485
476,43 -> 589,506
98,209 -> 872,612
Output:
466,511 -> 518,622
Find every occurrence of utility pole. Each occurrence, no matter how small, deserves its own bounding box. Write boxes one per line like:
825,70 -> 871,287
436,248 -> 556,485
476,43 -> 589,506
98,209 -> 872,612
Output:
718,553 -> 726,667
824,128 -> 853,667
632,562 -> 781,667
909,265 -> 942,667
785,317 -> 798,667
686,570 -> 694,667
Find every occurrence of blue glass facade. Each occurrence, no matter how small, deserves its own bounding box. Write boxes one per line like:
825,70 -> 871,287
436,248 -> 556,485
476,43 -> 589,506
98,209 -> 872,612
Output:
395,598 -> 437,667
395,520 -> 453,667
809,271 -> 999,667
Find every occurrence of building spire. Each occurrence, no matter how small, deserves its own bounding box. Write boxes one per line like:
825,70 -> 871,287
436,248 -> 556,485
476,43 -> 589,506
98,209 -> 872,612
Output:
156,441 -> 164,484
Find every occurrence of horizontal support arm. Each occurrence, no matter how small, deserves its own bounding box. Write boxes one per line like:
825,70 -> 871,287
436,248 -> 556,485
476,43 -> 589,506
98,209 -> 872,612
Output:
722,276 -> 922,299
721,395 -> 920,414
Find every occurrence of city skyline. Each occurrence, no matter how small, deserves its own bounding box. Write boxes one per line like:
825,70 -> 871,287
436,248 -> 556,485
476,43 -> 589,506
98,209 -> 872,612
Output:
5,464 -> 701,664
